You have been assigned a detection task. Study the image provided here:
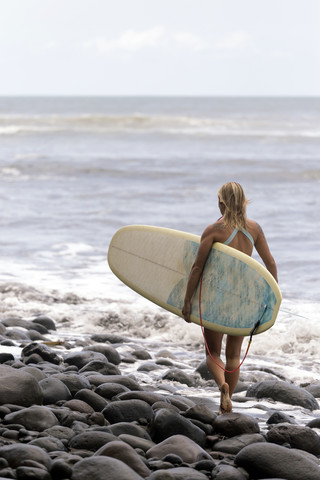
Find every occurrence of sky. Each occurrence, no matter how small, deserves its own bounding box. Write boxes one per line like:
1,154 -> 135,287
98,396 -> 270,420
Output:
0,0 -> 319,96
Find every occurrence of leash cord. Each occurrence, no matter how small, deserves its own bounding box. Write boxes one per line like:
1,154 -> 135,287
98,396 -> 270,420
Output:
199,272 -> 267,373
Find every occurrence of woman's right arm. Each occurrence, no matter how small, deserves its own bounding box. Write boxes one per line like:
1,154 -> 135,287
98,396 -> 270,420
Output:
254,224 -> 278,282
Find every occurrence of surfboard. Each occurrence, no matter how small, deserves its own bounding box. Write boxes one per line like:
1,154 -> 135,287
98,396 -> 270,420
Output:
107,225 -> 282,336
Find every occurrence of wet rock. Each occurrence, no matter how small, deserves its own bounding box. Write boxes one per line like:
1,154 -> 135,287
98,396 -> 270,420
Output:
83,344 -> 121,365
4,406 -> 59,431
116,391 -> 169,405
50,458 -> 73,479
102,399 -> 154,424
69,431 -> 117,451
90,333 -> 129,344
39,377 -> 72,404
151,408 -> 207,446
95,382 -> 130,399
74,388 -> 108,411
182,404 -> 217,425
95,440 -> 151,477
304,383 -> 320,398
150,467 -> 209,479
63,399 -> 95,414
118,434 -> 155,452
64,351 -> 107,369
0,352 -> 15,363
0,365 -> 43,406
235,442 -> 320,480
213,412 -> 260,437
32,315 -> 56,331
266,423 -> 320,455
16,465 -> 51,479
162,368 -> 196,387
247,380 -> 319,410
137,363 -> 159,372
131,349 -> 152,360
21,343 -> 61,364
29,436 -> 67,452
108,422 -> 152,440
267,411 -> 297,425
195,359 -> 213,380
71,456 -> 143,480
212,433 -> 266,454
212,464 -> 248,480
43,425 -> 75,442
53,373 -> 91,395
87,374 -> 143,391
146,434 -> 212,464
168,396 -> 195,411
0,444 -> 52,469
79,359 -> 121,375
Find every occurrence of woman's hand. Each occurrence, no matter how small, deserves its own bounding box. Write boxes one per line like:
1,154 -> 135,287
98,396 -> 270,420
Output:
182,300 -> 191,323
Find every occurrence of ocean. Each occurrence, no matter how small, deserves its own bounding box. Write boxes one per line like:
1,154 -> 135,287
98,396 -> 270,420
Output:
0,96 -> 320,398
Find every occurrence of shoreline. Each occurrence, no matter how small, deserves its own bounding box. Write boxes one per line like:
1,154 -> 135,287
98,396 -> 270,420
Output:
0,312 -> 320,479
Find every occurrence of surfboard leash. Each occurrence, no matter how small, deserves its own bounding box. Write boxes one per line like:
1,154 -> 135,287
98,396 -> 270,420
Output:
198,272 -> 267,373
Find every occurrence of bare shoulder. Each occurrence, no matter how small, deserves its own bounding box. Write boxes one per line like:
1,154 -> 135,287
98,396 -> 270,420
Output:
246,219 -> 265,241
201,222 -> 226,243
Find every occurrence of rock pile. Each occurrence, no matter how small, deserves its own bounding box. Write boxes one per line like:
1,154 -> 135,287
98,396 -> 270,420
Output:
0,315 -> 319,479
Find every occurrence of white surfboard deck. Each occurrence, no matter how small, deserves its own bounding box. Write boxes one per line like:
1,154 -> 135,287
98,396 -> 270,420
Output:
108,225 -> 282,336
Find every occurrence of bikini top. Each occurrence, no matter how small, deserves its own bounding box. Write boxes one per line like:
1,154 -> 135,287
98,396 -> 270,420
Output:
224,228 -> 254,246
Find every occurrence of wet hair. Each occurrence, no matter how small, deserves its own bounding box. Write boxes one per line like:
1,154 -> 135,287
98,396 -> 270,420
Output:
218,182 -> 248,229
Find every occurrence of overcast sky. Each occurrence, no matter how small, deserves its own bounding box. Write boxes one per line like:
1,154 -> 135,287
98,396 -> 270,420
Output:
1,0 -> 319,96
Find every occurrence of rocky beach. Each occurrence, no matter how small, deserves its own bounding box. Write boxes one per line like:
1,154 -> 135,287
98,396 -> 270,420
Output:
0,308 -> 320,480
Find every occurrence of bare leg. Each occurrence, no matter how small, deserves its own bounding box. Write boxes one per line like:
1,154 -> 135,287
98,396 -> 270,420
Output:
204,329 -> 232,414
225,335 -> 244,397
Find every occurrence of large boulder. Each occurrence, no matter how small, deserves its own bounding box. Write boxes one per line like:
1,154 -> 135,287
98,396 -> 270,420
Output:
247,380 -> 319,410
235,442 -> 320,479
266,424 -> 320,455
0,365 -> 43,406
0,444 -> 51,469
150,409 -> 207,447
146,435 -> 212,464
71,456 -> 143,480
213,412 -> 260,437
3,406 -> 59,431
102,399 -> 154,424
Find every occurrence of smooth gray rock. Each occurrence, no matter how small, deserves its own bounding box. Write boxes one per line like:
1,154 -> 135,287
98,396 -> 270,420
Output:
64,351 -> 107,369
83,344 -> 121,365
162,368 -> 196,387
102,399 -> 154,424
146,434 -> 212,463
79,359 -> 121,376
71,456 -> 143,480
74,388 -> 108,411
39,377 -> 72,404
0,365 -> 43,406
69,431 -> 117,451
235,443 -> 320,480
21,342 -> 61,364
150,408 -> 206,446
213,412 -> 260,437
266,423 -> 320,455
95,440 -> 151,477
212,433 -> 266,454
87,374 -> 143,391
3,406 -> 59,431
0,444 -> 52,469
212,464 -> 248,480
247,380 -> 319,410
52,373 -> 91,395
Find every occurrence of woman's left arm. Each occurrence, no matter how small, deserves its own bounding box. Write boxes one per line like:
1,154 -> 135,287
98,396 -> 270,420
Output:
182,227 -> 214,322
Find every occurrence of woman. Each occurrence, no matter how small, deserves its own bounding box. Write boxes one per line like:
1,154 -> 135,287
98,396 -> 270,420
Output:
182,182 -> 278,414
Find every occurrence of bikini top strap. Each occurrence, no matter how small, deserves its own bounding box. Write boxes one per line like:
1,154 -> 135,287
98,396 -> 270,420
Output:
224,228 -> 238,245
240,228 -> 254,246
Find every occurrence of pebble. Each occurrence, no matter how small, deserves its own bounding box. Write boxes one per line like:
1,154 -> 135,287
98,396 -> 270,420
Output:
0,314 -> 319,480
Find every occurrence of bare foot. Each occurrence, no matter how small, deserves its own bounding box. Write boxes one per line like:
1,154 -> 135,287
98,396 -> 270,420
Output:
219,382 -> 232,414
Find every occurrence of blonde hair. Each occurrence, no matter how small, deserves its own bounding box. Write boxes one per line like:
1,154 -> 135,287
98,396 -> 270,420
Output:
218,182 -> 248,229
